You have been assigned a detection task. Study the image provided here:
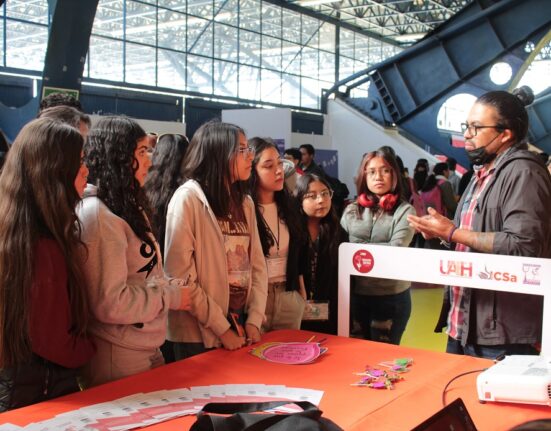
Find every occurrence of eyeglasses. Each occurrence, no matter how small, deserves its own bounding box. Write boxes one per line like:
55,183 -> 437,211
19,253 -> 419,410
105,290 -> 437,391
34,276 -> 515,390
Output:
366,167 -> 392,178
303,189 -> 333,201
460,122 -> 504,137
238,145 -> 255,157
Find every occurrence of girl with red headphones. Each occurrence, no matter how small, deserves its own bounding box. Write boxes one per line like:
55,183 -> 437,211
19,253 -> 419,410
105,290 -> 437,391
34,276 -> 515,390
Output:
340,147 -> 416,345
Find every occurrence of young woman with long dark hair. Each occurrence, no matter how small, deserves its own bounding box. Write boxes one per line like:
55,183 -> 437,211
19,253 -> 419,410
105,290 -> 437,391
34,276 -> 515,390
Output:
248,137 -> 306,332
164,120 -> 267,360
341,147 -> 415,344
0,118 -> 94,411
295,174 -> 348,335
77,116 -> 190,387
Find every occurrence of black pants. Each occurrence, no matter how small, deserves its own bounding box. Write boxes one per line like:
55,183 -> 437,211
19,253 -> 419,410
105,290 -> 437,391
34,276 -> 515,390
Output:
0,354 -> 80,412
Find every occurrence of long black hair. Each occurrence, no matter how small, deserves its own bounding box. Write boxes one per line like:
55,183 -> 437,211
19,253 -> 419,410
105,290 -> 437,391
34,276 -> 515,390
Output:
144,134 -> 189,254
295,173 -> 341,259
182,120 -> 248,221
248,137 -> 305,256
85,116 -> 154,248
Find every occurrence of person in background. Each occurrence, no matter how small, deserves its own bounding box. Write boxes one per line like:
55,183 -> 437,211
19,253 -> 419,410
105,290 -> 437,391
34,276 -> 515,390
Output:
249,137 -> 306,332
37,105 -> 91,138
284,148 -> 305,176
77,116 -> 190,386
408,87 -> 551,359
38,92 -> 83,113
446,157 -> 461,196
164,120 -> 267,360
341,147 -> 415,344
299,144 -> 326,178
296,174 -> 348,335
144,133 -> 190,364
0,118 -> 95,411
145,134 -> 190,257
395,155 -> 412,202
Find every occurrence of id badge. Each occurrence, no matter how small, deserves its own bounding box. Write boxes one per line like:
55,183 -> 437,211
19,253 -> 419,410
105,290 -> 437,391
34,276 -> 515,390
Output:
302,300 -> 329,321
267,256 -> 286,279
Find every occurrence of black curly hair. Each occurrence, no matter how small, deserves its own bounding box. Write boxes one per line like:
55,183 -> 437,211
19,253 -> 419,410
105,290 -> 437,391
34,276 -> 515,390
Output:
144,133 -> 190,255
85,116 -> 154,248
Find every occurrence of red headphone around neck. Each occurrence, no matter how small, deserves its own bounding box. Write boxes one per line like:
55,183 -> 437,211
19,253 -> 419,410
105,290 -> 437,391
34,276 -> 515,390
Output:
357,193 -> 398,211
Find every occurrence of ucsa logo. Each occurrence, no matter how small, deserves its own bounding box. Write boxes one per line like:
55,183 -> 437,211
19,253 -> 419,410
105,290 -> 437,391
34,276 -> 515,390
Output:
439,260 -> 473,278
478,266 -> 517,282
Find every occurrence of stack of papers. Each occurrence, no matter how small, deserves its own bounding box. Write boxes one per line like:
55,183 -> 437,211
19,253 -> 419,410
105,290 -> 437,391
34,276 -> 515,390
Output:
250,342 -> 328,364
3,384 -> 324,431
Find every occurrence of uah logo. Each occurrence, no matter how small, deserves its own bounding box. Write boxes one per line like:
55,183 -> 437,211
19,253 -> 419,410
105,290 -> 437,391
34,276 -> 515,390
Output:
439,260 -> 472,278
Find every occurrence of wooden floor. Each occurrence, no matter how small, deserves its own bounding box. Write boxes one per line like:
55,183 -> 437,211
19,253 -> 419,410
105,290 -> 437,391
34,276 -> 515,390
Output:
400,287 -> 448,352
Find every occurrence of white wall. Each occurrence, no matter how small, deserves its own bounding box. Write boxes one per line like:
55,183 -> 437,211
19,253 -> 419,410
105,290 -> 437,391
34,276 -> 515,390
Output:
222,108 -> 292,145
327,99 -> 437,196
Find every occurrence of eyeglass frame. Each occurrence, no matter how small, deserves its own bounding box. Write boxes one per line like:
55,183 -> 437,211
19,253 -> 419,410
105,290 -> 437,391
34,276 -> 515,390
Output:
460,122 -> 504,137
303,189 -> 334,201
238,145 -> 255,157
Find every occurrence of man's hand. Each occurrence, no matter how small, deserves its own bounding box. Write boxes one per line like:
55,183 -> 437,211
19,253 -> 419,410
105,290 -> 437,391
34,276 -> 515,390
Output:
219,329 -> 245,350
407,207 -> 455,241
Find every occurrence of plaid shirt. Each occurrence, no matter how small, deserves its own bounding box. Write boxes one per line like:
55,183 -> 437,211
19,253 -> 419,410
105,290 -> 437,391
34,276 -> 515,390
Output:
446,148 -> 514,339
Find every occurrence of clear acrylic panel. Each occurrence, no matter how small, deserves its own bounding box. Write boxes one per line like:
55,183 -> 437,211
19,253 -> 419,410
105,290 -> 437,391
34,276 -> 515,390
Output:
187,17 -> 213,56
6,0 -> 49,25
301,76 -> 319,109
281,40 -> 301,75
125,42 -> 156,85
319,51 -> 335,83
158,8 -> 186,51
93,0 -> 124,39
188,0 -> 213,20
125,0 -> 156,45
88,35 -> 124,81
158,48 -> 186,90
302,16 -> 319,47
213,0 -> 238,24
282,10 -> 301,44
187,54 -> 213,93
6,20 -> 47,70
239,0 -> 260,32
261,35 -> 281,70
238,64 -> 260,100
214,22 -> 238,61
239,29 -> 261,66
319,22 -> 335,53
281,73 -> 300,107
261,3 -> 281,39
301,46 -> 318,80
214,59 -> 238,97
261,68 -> 281,104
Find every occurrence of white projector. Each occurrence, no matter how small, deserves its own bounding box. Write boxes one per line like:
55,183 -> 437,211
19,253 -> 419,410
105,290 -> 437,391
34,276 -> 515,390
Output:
477,355 -> 551,406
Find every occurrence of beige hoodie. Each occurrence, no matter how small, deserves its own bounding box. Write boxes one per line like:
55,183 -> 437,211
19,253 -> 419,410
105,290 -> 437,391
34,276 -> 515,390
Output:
164,180 -> 268,348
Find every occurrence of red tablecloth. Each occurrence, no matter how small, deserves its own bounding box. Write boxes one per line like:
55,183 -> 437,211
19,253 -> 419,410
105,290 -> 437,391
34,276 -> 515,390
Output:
1,330 -> 550,430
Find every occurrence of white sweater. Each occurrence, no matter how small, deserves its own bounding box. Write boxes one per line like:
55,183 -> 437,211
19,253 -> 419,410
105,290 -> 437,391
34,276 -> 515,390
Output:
164,180 -> 268,348
77,185 -> 183,350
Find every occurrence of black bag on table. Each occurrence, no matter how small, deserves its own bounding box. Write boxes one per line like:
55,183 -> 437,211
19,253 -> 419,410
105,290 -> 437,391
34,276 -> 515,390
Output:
190,400 -> 344,431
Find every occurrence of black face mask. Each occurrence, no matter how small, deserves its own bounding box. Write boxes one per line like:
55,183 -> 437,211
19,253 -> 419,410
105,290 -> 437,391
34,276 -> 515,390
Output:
466,146 -> 497,166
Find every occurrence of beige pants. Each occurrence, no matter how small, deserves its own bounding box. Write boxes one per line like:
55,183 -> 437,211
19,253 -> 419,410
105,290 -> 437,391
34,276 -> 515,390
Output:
82,336 -> 164,388
262,282 -> 305,333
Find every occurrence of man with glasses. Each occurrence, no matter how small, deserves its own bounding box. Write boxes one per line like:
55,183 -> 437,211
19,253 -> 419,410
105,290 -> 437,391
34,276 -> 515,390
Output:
408,87 -> 551,359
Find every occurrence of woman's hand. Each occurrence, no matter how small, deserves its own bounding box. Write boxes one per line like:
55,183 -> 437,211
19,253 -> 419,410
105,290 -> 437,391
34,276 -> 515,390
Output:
407,207 -> 455,241
245,323 -> 262,345
219,328 -> 245,350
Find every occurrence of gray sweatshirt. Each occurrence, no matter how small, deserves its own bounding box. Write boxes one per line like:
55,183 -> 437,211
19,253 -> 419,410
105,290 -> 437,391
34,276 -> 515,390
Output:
341,200 -> 415,295
77,185 -> 184,351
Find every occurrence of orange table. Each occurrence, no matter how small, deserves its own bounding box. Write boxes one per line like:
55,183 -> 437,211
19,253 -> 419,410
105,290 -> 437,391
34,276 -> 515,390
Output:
1,330 -> 550,430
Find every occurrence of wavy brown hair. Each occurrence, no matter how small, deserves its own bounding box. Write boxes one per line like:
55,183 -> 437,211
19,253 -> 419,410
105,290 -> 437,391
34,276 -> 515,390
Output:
0,118 -> 89,367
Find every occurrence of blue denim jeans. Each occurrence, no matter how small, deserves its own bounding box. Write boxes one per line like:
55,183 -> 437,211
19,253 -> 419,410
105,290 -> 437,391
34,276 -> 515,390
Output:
446,337 -> 539,359
352,288 -> 411,345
